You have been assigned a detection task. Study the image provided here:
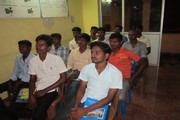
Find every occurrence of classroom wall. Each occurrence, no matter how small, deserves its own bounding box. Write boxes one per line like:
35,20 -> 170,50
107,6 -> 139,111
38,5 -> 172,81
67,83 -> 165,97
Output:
0,0 -> 84,98
82,0 -> 99,33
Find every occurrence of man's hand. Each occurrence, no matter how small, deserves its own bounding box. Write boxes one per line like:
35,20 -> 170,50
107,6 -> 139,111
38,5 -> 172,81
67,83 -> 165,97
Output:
67,72 -> 79,81
34,89 -> 46,98
69,108 -> 86,120
66,72 -> 79,86
26,95 -> 37,110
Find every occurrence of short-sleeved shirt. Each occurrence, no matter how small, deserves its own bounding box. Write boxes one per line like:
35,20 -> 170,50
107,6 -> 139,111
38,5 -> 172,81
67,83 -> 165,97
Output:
137,35 -> 151,47
49,44 -> 69,65
69,38 -> 79,50
93,38 -> 110,45
109,48 -> 140,79
10,53 -> 35,82
28,53 -> 67,93
122,41 -> 147,58
79,63 -> 123,103
67,48 -> 91,71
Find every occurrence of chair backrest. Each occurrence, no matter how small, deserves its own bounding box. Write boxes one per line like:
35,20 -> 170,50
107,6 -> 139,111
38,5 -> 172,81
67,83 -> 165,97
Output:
108,90 -> 120,120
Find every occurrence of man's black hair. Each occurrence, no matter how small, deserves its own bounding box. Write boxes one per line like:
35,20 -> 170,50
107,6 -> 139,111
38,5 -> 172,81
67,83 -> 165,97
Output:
72,27 -> 81,32
78,33 -> 91,43
97,27 -> 106,33
90,41 -> 111,54
109,33 -> 123,42
18,40 -> 32,47
35,34 -> 52,46
91,26 -> 98,30
50,33 -> 62,40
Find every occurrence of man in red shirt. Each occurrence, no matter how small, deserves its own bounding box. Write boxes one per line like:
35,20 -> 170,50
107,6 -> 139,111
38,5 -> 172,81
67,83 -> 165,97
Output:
108,33 -> 145,117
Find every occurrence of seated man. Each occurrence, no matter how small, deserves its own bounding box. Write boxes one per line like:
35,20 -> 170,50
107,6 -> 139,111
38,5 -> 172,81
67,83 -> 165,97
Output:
65,33 -> 92,103
50,33 -> 69,65
0,40 -> 35,103
122,29 -> 147,58
48,33 -> 92,119
108,33 -> 145,117
122,29 -> 148,93
48,33 -> 91,118
69,27 -> 81,52
69,42 -> 122,120
27,34 -> 67,120
93,27 -> 109,45
134,24 -> 151,55
90,26 -> 98,42
114,25 -> 128,44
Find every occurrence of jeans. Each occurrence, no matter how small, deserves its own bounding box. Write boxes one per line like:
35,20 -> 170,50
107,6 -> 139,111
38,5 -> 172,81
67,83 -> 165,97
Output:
119,79 -> 129,101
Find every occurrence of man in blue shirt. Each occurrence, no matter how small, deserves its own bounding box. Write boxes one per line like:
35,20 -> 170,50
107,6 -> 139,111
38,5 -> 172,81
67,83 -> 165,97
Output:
50,33 -> 69,65
0,40 -> 35,101
0,40 -> 35,120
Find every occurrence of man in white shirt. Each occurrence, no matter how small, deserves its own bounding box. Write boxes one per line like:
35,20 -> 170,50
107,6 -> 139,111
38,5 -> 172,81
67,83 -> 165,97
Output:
90,26 -> 98,42
69,42 -> 122,120
69,27 -> 81,52
93,27 -> 109,45
27,34 -> 67,120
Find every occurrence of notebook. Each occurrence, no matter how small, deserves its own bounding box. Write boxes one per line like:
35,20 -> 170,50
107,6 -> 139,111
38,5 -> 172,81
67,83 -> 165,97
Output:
16,88 -> 29,103
80,97 -> 109,120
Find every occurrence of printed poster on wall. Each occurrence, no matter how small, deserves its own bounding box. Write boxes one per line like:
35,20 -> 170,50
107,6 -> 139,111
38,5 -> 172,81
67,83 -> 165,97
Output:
0,0 -> 41,18
40,0 -> 68,17
0,0 -> 68,18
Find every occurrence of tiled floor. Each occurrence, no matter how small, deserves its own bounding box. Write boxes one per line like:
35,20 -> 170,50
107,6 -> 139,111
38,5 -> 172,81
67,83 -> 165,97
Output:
115,63 -> 180,120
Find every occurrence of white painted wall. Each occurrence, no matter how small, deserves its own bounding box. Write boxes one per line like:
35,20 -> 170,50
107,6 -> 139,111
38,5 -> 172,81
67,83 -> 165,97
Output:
142,32 -> 161,66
